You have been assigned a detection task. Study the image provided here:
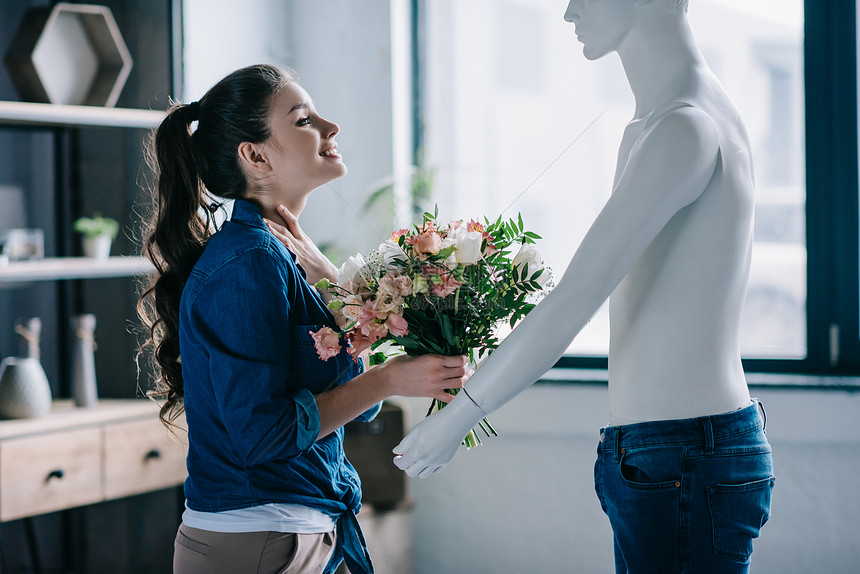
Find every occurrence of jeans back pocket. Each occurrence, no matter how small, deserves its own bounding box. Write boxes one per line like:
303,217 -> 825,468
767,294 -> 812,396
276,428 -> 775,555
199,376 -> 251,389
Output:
707,476 -> 775,562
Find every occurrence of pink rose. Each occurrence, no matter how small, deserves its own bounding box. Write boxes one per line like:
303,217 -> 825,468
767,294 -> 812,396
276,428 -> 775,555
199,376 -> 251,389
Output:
385,313 -> 409,337
415,230 -> 442,256
358,299 -> 386,325
309,327 -> 340,361
346,330 -> 373,362
393,274 -> 413,296
360,319 -> 389,342
341,294 -> 365,322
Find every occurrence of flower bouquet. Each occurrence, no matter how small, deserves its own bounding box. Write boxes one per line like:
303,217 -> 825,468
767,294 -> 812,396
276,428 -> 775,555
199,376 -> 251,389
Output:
311,208 -> 551,448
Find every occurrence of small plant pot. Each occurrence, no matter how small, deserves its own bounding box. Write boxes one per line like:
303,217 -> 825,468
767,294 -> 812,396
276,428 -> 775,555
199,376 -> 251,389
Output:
83,234 -> 112,259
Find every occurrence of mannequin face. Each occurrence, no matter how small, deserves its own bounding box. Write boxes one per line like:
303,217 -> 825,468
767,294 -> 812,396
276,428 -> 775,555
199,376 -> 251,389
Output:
564,0 -> 636,60
258,82 -> 347,196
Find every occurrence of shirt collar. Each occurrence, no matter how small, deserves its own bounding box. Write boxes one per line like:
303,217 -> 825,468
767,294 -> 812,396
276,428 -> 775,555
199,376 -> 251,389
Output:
229,199 -> 265,227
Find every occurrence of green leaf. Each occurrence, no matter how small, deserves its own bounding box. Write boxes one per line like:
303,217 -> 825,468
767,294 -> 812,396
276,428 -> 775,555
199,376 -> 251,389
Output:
435,245 -> 456,259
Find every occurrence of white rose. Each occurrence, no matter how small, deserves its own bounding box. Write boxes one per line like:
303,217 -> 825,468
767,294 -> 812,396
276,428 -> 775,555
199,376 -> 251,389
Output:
377,239 -> 407,267
338,253 -> 369,287
452,227 -> 484,265
443,251 -> 459,270
512,243 -> 549,286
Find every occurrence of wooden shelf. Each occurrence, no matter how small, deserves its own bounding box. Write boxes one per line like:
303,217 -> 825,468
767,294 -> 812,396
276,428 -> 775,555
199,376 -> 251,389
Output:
0,256 -> 153,283
0,100 -> 164,129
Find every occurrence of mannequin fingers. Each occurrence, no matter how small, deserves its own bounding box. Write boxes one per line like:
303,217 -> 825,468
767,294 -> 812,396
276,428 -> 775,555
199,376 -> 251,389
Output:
393,453 -> 414,472
418,465 -> 442,478
392,432 -> 416,455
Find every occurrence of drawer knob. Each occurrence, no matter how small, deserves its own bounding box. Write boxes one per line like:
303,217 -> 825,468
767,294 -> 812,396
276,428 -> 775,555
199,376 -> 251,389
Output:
46,469 -> 64,482
144,449 -> 161,461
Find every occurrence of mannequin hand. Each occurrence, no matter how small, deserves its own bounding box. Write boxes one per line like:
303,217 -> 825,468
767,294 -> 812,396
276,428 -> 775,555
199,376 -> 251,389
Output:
393,391 -> 485,478
264,204 -> 338,286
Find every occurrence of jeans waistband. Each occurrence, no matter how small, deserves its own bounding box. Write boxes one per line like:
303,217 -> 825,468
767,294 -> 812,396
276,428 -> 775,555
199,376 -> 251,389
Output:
599,399 -> 766,453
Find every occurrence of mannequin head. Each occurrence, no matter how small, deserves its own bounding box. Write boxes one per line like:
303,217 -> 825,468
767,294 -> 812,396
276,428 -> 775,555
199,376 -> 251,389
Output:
564,0 -> 689,60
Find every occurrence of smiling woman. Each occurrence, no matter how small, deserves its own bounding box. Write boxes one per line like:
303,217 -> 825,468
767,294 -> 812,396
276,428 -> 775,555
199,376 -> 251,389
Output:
137,64 -> 469,574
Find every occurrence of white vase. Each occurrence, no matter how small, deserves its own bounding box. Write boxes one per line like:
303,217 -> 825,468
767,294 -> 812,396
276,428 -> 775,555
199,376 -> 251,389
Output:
0,357 -> 52,419
83,235 -> 112,259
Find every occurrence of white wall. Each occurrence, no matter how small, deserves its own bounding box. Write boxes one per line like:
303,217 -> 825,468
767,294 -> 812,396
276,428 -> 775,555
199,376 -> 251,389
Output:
401,383 -> 860,574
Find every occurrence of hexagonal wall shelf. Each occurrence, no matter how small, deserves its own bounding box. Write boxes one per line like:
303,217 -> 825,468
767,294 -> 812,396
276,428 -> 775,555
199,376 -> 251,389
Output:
4,3 -> 133,107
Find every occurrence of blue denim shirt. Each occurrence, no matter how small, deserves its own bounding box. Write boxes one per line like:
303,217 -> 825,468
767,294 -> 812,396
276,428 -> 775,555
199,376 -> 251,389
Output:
179,199 -> 380,573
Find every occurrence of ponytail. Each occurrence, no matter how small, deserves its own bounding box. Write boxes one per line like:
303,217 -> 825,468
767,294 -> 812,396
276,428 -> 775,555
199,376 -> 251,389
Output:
139,102 -> 211,427
138,65 -> 296,428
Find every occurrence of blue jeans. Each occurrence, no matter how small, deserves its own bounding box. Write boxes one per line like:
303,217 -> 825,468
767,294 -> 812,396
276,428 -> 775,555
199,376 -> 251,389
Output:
594,400 -> 774,574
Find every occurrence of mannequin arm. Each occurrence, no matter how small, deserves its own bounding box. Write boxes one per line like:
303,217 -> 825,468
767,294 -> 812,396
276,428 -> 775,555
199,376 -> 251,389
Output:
394,107 -> 720,476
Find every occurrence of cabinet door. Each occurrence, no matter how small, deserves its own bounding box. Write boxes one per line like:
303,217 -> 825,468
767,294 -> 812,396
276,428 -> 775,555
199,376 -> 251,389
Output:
0,427 -> 102,521
103,417 -> 187,500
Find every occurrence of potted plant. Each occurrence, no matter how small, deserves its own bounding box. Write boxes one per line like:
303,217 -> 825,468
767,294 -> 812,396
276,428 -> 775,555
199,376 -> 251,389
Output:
73,212 -> 119,259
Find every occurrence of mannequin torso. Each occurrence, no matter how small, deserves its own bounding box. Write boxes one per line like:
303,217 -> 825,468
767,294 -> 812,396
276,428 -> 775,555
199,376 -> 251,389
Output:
608,72 -> 753,423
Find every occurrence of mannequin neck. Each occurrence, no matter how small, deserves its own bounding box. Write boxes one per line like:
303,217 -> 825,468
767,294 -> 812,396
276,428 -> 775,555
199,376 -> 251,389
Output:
617,11 -> 704,119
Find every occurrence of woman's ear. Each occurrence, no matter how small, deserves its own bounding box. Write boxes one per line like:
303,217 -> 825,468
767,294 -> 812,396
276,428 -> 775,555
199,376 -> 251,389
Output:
237,141 -> 272,175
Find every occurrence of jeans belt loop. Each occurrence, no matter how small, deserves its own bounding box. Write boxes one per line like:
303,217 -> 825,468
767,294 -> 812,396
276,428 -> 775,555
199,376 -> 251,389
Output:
614,428 -> 623,461
756,398 -> 768,432
703,416 -> 714,454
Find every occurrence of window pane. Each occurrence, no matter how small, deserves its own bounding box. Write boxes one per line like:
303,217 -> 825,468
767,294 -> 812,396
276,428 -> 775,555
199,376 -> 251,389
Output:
689,1 -> 806,358
422,0 -> 806,359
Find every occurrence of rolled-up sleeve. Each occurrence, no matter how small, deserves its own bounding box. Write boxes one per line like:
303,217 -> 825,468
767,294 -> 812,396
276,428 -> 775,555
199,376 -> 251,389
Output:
188,248 -> 321,466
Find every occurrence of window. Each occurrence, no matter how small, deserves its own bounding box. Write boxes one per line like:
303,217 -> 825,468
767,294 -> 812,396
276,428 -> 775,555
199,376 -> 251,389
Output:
418,1 -> 860,374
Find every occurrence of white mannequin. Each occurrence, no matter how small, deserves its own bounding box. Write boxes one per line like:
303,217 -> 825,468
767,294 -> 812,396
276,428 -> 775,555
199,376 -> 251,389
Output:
394,0 -> 754,477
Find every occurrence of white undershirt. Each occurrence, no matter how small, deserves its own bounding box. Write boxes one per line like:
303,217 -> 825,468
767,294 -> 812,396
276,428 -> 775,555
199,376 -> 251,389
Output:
182,502 -> 335,533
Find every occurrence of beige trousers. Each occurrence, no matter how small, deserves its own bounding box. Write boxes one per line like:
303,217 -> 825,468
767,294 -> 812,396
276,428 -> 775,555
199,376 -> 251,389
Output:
173,523 -> 336,574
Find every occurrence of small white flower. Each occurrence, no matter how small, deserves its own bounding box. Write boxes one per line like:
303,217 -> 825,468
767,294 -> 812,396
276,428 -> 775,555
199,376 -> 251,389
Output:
377,239 -> 407,267
512,243 -> 549,286
338,253 -> 371,288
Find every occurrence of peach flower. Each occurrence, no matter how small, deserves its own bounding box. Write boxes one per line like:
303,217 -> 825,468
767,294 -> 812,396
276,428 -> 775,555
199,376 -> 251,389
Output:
309,327 -> 340,361
385,313 -> 409,337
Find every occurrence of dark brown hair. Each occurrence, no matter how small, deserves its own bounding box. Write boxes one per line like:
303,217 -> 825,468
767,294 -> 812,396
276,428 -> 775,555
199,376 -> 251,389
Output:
138,64 -> 295,427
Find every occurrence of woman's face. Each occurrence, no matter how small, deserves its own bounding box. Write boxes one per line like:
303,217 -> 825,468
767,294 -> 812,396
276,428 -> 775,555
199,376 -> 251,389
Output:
262,82 -> 347,194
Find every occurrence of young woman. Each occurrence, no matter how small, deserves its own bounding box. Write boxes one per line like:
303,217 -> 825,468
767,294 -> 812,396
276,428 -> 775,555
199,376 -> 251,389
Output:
139,64 -> 466,574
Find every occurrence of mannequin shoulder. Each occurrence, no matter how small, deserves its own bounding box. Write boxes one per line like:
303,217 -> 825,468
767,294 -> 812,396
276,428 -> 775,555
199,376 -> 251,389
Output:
619,106 -> 721,207
640,105 -> 720,156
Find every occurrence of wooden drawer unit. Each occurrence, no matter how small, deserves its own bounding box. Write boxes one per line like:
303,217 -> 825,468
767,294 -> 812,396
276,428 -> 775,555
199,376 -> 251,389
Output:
104,417 -> 187,500
0,427 -> 102,521
0,400 -> 187,522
